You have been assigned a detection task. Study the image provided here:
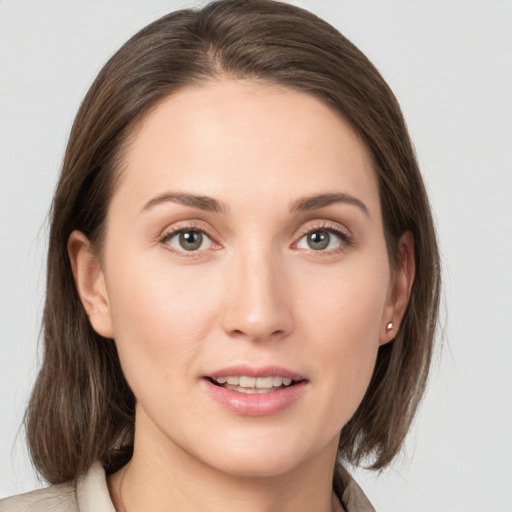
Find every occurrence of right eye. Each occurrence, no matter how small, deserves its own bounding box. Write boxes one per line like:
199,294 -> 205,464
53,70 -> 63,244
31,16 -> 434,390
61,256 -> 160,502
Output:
162,228 -> 215,253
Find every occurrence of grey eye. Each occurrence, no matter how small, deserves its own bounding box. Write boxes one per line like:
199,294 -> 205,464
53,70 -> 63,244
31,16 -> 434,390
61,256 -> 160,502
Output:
165,229 -> 212,252
307,231 -> 331,250
296,229 -> 345,251
179,231 -> 203,251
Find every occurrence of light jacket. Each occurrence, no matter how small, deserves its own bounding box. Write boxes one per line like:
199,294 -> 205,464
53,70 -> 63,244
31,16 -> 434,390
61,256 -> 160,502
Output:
0,461 -> 375,512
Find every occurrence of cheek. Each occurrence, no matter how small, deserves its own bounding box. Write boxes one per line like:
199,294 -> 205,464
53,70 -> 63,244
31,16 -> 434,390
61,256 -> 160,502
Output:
294,255 -> 390,413
297,253 -> 389,342
103,251 -> 220,395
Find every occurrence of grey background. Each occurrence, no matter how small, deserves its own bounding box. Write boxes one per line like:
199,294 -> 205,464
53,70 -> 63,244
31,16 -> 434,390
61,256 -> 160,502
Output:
1,1 -> 511,510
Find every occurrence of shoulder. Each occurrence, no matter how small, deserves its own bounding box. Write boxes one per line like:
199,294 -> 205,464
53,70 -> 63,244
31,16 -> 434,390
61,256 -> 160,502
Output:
337,465 -> 376,512
0,462 -> 115,512
0,482 -> 78,512
342,478 -> 375,512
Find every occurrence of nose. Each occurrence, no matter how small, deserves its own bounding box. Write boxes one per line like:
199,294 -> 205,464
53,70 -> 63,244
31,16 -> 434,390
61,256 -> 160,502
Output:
221,247 -> 294,343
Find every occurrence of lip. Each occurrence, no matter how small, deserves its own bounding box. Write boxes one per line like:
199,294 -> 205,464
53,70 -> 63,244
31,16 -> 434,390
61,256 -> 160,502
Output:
207,365 -> 305,380
202,365 -> 308,417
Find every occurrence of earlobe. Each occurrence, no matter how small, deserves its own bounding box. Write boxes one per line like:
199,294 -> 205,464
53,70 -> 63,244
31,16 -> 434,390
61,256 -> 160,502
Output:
67,230 -> 114,339
380,231 -> 415,345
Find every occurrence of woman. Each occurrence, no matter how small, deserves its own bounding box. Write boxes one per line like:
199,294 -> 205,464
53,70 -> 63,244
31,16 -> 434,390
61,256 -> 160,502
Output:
1,0 -> 440,511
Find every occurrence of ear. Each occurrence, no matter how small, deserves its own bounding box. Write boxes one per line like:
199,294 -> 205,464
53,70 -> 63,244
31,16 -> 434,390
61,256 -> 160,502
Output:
68,230 -> 114,339
380,231 -> 415,345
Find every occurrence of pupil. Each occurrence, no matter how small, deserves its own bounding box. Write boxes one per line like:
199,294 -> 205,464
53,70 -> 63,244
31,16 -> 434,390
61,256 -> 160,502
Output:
308,231 -> 330,250
179,231 -> 202,250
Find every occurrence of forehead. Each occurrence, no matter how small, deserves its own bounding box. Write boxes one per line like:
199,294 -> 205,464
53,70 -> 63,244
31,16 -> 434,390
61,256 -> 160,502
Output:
112,79 -> 379,217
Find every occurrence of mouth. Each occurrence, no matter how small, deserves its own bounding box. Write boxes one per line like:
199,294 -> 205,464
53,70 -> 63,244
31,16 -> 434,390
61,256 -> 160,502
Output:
206,375 -> 303,394
202,367 -> 308,416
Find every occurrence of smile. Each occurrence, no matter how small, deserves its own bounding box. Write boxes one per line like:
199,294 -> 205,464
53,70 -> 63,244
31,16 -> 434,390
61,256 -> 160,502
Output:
203,367 -> 308,416
210,375 -> 296,394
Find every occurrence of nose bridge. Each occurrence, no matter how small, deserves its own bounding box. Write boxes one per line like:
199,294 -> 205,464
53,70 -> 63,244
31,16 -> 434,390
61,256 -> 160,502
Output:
222,240 -> 293,341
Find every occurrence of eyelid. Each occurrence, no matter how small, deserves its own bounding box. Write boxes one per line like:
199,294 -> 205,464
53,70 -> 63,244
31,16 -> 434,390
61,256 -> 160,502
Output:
159,220 -> 221,255
292,220 -> 353,253
157,219 -> 352,256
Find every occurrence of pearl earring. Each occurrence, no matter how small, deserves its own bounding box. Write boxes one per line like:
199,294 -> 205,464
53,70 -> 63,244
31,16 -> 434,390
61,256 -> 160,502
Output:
386,322 -> 394,331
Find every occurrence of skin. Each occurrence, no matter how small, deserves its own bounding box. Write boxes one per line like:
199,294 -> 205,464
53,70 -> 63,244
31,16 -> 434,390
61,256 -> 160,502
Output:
69,80 -> 414,512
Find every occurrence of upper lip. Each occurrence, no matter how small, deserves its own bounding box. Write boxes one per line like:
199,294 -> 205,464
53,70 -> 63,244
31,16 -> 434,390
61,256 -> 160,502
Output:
206,365 -> 306,381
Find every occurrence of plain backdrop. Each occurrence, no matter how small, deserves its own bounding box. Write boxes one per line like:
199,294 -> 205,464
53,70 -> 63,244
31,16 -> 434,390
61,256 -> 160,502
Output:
1,1 -> 511,511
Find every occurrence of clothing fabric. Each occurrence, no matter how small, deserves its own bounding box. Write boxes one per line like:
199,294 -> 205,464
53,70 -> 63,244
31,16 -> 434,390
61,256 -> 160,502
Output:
0,461 -> 375,512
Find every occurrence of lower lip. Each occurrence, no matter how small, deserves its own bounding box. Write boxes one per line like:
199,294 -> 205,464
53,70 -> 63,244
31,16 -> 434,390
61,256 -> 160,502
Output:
202,379 -> 308,416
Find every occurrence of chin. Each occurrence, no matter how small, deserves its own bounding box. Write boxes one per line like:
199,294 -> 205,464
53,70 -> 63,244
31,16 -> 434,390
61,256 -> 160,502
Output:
196,430 -> 332,480
212,452 -> 306,479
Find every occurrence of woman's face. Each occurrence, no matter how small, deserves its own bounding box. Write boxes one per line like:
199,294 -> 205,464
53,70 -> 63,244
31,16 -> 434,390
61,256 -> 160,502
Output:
76,80 -> 405,478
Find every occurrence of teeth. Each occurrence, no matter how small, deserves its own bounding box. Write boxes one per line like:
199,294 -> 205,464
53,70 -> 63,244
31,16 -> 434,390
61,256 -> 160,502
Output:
255,377 -> 274,388
213,375 -> 296,389
230,386 -> 278,394
239,376 -> 256,387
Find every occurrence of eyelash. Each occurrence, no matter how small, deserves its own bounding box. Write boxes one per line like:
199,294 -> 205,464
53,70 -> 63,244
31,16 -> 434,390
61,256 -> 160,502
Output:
159,221 -> 353,256
159,222 -> 220,257
294,222 -> 353,254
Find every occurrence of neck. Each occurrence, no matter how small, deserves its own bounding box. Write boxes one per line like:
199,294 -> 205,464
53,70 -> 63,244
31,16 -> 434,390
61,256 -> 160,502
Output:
108,414 -> 343,512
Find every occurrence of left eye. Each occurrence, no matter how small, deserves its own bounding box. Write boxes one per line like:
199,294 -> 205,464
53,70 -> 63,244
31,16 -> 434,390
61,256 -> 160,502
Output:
164,229 -> 213,252
296,229 -> 344,251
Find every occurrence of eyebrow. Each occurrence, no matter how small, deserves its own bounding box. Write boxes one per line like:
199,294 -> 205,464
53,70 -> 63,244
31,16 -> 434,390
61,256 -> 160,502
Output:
290,193 -> 370,217
141,192 -> 226,214
141,191 -> 369,217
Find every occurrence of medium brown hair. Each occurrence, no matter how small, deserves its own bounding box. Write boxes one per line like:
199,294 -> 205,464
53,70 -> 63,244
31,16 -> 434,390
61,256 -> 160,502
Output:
26,0 -> 441,491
